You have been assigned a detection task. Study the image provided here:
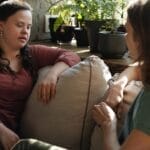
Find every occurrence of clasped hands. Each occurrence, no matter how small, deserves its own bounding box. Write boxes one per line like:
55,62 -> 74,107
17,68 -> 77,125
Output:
92,82 -> 124,130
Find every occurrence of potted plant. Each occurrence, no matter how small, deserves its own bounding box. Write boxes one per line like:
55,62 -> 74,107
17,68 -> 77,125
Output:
47,0 -> 75,43
73,0 -> 127,54
48,0 -> 90,46
72,0 -> 90,47
97,0 -> 127,58
73,0 -> 104,52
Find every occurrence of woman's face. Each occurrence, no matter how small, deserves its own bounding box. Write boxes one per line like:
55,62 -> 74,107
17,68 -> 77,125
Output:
125,19 -> 139,60
0,10 -> 32,50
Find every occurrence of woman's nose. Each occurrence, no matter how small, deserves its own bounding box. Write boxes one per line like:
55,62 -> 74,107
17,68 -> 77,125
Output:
22,27 -> 29,34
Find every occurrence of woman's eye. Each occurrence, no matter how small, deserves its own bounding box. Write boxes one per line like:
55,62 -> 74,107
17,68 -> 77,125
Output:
27,25 -> 32,30
16,23 -> 23,27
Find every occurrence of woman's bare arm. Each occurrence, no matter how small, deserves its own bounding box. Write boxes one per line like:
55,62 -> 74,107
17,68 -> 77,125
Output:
105,65 -> 140,109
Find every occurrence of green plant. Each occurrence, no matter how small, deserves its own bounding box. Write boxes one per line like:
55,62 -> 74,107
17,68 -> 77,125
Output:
48,0 -> 77,31
74,0 -> 101,21
47,0 -> 102,30
99,0 -> 127,32
47,0 -> 127,32
97,1 -> 127,58
75,0 -> 127,32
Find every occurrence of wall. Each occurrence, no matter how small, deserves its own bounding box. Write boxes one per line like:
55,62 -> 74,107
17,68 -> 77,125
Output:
26,0 -> 51,41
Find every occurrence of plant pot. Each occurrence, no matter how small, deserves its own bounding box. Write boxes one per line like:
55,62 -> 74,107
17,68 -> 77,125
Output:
49,17 -> 58,43
74,27 -> 89,47
56,25 -> 74,43
98,31 -> 127,58
49,17 -> 74,43
85,20 -> 105,53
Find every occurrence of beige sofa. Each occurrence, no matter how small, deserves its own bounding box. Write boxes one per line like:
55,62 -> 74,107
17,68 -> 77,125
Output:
20,56 -> 142,150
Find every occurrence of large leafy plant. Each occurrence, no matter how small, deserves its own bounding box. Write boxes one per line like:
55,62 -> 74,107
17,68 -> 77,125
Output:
74,0 -> 101,21
99,0 -> 127,32
47,0 -> 127,32
47,0 -> 102,30
75,0 -> 127,31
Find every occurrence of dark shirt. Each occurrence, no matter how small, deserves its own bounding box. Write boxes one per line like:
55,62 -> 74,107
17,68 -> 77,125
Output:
119,87 -> 150,144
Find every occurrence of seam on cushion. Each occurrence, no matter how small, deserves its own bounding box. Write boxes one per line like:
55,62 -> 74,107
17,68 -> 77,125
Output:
80,59 -> 92,150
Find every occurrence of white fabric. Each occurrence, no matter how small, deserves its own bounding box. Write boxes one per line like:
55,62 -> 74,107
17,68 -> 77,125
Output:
20,55 -> 111,150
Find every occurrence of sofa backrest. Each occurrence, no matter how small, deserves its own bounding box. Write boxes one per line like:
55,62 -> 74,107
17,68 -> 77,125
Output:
20,55 -> 112,150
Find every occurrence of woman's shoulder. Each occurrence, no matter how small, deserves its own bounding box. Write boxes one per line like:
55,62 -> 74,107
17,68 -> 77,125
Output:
28,44 -> 52,50
134,87 -> 150,111
141,87 -> 150,101
132,87 -> 150,135
28,44 -> 59,55
28,44 -> 69,53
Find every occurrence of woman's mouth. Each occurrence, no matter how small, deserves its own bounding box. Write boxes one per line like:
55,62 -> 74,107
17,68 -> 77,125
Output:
18,37 -> 28,42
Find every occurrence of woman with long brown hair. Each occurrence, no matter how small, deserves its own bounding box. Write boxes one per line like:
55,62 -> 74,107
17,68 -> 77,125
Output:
93,0 -> 150,149
0,0 -> 80,149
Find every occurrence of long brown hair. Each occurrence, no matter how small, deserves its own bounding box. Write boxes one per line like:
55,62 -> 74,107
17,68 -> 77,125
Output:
127,0 -> 150,86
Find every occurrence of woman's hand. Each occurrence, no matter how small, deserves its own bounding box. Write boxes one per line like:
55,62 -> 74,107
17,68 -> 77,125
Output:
104,66 -> 140,110
104,82 -> 124,110
37,69 -> 58,104
37,62 -> 69,104
0,123 -> 19,150
92,102 -> 117,132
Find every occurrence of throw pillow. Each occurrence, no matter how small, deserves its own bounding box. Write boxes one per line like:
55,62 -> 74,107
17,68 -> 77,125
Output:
20,55 -> 112,150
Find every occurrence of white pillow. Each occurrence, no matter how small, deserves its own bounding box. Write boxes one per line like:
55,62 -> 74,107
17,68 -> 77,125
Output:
20,55 -> 112,150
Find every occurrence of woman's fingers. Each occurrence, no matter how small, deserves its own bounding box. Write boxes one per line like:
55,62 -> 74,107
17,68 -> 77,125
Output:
94,103 -> 109,118
45,84 -> 51,102
49,83 -> 56,100
93,103 -> 109,125
38,82 -> 56,103
38,83 -> 46,103
93,102 -> 117,127
105,84 -> 124,109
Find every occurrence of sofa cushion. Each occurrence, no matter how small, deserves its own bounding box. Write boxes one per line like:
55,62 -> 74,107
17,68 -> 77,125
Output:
20,55 -> 112,150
